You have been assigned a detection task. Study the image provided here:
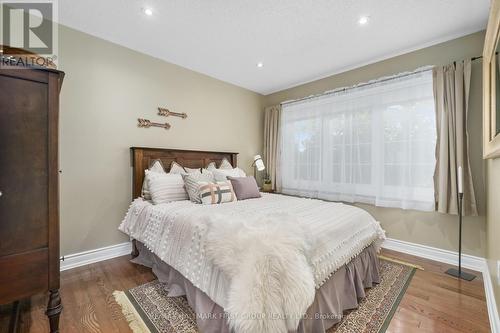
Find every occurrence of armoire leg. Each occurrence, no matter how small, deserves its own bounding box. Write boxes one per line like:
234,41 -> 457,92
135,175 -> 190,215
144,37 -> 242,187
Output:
46,289 -> 62,333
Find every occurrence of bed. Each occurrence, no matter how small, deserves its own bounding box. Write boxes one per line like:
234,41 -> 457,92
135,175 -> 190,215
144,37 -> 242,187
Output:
120,147 -> 386,333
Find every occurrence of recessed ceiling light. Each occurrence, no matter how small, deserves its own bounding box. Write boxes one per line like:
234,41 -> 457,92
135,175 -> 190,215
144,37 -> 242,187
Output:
358,16 -> 370,25
143,8 -> 153,16
257,62 -> 264,68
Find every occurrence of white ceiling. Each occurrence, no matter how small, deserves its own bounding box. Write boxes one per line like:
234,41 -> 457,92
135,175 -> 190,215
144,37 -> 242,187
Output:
58,0 -> 490,95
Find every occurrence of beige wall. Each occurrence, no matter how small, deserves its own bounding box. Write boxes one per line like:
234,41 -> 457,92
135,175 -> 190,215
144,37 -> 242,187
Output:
487,158 -> 500,311
264,31 -> 487,257
58,26 -> 263,255
58,25 -> 491,261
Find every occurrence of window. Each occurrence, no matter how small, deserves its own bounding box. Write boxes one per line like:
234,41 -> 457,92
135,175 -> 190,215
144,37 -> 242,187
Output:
280,70 -> 436,211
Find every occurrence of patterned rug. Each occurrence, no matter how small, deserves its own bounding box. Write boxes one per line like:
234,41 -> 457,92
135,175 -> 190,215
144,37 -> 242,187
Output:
113,258 -> 415,333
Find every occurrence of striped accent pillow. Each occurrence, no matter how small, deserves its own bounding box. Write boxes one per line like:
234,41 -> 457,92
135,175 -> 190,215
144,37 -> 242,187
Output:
147,171 -> 189,204
141,159 -> 165,200
183,171 -> 215,203
199,181 -> 236,205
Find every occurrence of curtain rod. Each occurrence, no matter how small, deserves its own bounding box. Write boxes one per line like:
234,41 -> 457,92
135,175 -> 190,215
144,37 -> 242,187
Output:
471,51 -> 499,61
281,66 -> 433,106
471,52 -> 500,61
281,54 -> 487,107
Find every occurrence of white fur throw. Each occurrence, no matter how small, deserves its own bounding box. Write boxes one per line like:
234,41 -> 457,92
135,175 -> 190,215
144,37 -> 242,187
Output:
205,212 -> 315,333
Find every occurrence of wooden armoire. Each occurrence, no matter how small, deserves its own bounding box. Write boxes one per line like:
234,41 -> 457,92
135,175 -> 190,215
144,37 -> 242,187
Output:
0,60 -> 65,332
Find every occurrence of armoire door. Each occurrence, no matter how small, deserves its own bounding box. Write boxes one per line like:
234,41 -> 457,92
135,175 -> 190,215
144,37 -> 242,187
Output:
0,71 -> 50,303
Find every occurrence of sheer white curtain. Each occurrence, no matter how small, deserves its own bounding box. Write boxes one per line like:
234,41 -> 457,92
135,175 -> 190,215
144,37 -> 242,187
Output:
279,70 -> 436,211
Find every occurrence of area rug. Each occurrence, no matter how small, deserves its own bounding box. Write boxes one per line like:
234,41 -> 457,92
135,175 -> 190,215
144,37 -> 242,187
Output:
113,258 -> 415,333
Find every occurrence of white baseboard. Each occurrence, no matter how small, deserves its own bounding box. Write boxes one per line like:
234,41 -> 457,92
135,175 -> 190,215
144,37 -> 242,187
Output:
483,263 -> 500,333
382,237 -> 499,332
60,242 -> 131,271
382,237 -> 485,272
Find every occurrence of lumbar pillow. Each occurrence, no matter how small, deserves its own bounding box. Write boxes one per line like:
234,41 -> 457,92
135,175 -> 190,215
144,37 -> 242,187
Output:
141,159 -> 165,200
228,176 -> 261,200
147,171 -> 189,204
212,167 -> 246,181
198,181 -> 236,205
182,171 -> 215,203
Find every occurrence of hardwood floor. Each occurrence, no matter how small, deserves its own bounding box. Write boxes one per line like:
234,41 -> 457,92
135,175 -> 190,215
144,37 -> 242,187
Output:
382,249 -> 490,333
0,249 -> 491,332
0,256 -> 155,333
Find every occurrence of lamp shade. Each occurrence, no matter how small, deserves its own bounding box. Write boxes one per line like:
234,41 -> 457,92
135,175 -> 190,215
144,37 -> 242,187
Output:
253,155 -> 265,171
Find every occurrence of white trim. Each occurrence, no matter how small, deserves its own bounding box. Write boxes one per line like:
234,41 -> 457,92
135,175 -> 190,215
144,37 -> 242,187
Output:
382,237 -> 499,332
484,263 -> 500,333
60,242 -> 131,271
382,237 -> 485,271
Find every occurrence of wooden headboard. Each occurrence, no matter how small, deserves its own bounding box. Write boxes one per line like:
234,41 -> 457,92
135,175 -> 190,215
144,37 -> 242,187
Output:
130,147 -> 238,198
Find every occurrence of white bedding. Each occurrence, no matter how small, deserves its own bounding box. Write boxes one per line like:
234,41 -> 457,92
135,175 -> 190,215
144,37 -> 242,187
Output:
119,193 -> 385,310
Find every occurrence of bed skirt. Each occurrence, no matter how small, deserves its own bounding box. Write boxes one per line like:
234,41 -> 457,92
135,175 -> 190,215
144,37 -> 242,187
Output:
132,242 -> 380,333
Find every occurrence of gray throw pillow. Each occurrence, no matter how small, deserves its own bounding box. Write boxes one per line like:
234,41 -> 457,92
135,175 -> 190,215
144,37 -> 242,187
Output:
227,176 -> 261,200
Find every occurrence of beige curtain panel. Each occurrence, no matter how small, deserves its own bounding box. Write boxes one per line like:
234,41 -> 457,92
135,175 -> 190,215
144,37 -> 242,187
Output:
263,104 -> 282,191
433,60 -> 478,216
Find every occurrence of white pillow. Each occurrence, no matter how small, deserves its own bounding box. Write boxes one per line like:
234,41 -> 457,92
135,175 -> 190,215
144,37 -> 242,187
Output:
169,161 -> 201,175
169,161 -> 186,174
147,171 -> 189,204
141,160 -> 165,200
185,166 -> 201,173
205,159 -> 232,170
206,162 -> 217,171
219,158 -> 233,170
212,167 -> 246,182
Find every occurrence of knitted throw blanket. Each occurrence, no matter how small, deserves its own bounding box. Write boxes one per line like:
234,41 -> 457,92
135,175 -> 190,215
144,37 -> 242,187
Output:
119,194 -> 385,332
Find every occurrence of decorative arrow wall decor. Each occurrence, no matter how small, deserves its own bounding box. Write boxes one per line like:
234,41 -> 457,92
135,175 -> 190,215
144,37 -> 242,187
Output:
137,118 -> 171,130
158,107 -> 188,119
137,106 -> 186,132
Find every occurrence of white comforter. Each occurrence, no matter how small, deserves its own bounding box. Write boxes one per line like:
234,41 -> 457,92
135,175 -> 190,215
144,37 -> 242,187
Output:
119,193 -> 385,331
